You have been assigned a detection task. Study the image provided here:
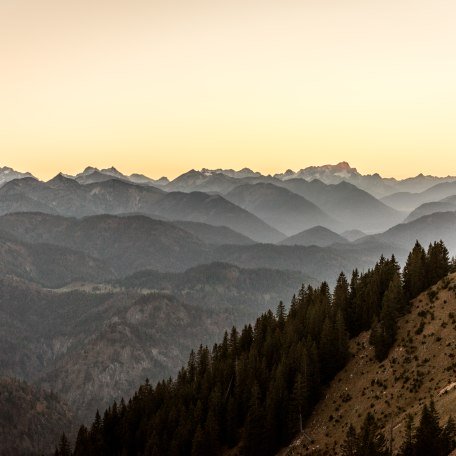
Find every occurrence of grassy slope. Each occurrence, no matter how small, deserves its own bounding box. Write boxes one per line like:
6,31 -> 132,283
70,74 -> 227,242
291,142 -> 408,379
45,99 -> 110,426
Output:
285,273 -> 456,455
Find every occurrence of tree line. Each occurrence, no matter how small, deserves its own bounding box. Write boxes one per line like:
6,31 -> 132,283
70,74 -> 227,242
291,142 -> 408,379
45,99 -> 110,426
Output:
55,240 -> 452,455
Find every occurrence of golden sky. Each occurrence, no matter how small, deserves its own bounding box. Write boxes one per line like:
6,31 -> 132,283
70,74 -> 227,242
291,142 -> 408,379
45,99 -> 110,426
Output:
1,0 -> 455,180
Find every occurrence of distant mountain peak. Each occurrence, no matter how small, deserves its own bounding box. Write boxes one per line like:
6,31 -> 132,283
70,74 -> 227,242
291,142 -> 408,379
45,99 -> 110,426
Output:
48,173 -> 79,187
82,166 -> 98,174
79,166 -> 124,178
301,161 -> 358,174
101,166 -> 124,177
274,162 -> 361,183
335,160 -> 352,170
199,168 -> 262,178
0,166 -> 35,187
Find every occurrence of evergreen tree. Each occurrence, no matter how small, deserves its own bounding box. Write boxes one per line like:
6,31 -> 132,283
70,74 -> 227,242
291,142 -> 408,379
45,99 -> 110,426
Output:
426,241 -> 450,288
398,414 -> 415,456
357,412 -> 389,456
371,273 -> 405,361
68,242 -> 452,456
403,241 -> 427,300
55,433 -> 71,456
73,425 -> 90,456
440,415 -> 456,455
276,300 -> 286,330
414,400 -> 442,456
243,383 -> 268,455
342,424 -> 358,456
334,272 -> 351,331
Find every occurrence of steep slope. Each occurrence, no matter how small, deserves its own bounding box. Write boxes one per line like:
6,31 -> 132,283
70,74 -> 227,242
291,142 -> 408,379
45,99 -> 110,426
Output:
280,226 -> 347,247
0,212 -> 209,276
0,377 -> 74,456
171,220 -> 255,245
370,211 -> 456,253
277,179 -> 403,233
225,183 -> 339,236
286,274 -> 456,455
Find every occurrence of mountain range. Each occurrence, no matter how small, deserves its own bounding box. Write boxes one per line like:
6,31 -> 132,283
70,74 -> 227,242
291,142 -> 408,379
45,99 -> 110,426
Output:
1,162 -> 456,455
2,163 -> 456,238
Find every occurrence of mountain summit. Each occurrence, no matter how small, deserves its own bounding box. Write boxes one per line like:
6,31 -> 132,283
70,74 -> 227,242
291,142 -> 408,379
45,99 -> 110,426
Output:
275,161 -> 359,182
0,166 -> 34,187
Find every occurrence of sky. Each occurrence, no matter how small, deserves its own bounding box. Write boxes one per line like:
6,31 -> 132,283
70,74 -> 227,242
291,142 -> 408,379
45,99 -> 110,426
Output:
1,0 -> 455,180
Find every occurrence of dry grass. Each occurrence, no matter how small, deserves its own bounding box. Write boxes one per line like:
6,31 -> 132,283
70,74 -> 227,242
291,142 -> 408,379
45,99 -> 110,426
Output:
284,273 -> 456,455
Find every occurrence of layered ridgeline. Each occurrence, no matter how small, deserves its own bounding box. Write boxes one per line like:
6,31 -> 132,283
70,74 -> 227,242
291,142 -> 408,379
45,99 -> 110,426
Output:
54,241 -> 454,456
5,164 -> 456,240
0,166 -> 406,236
0,212 -> 415,286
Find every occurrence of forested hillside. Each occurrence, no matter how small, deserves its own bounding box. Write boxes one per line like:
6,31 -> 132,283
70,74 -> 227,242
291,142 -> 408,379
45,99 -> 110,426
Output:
55,241 -> 453,455
288,272 -> 456,455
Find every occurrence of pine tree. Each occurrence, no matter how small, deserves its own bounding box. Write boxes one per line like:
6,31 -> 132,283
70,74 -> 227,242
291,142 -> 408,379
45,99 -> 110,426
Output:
414,400 -> 442,456
403,241 -> 426,300
276,301 -> 286,330
190,425 -> 206,456
319,316 -> 336,382
426,240 -> 450,287
398,414 -> 415,456
243,383 -> 269,455
371,273 -> 405,361
342,424 -> 358,456
55,433 -> 71,456
348,269 -> 360,335
357,412 -> 389,456
334,272 -> 351,329
334,310 -> 350,368
440,415 -> 456,455
73,425 -> 90,456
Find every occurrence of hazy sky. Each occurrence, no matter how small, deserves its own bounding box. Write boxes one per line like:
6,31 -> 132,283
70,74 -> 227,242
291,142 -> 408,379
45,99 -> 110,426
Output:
1,0 -> 455,180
